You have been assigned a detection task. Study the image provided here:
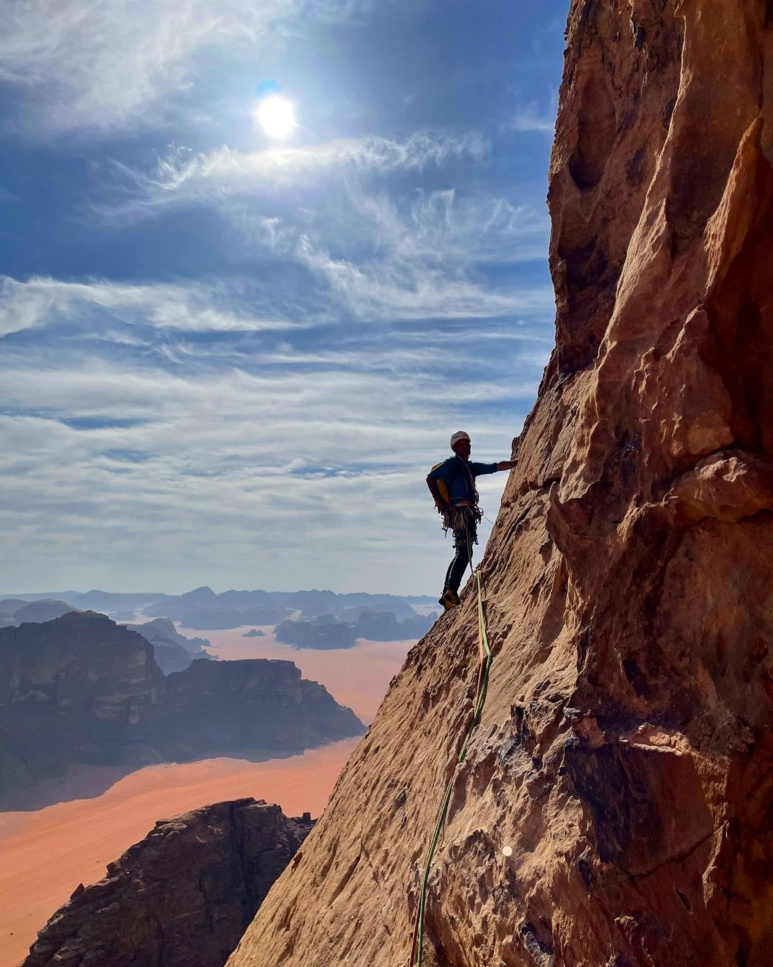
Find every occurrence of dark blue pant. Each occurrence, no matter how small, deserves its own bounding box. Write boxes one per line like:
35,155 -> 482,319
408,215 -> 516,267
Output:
443,510 -> 478,593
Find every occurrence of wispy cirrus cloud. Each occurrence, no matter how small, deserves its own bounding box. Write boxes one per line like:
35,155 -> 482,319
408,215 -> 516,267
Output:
105,132 -> 488,218
291,237 -> 552,322
505,99 -> 557,135
95,132 -> 550,326
0,275 -> 301,338
0,0 -> 370,138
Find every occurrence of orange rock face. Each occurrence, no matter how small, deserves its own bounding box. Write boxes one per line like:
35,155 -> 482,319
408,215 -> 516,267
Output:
228,2 -> 773,965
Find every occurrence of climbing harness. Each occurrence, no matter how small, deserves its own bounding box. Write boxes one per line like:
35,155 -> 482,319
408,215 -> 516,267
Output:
440,461 -> 483,536
408,533 -> 493,967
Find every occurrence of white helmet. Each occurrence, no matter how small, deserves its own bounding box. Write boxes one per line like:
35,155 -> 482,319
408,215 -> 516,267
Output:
449,430 -> 470,450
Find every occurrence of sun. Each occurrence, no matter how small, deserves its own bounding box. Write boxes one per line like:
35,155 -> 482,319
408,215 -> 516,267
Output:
254,95 -> 297,140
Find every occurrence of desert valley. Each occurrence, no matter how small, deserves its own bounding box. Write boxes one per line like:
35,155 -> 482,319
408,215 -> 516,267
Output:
0,589 -> 430,965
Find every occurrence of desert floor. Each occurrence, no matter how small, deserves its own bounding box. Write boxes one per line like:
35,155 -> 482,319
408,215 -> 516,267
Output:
0,629 -> 415,965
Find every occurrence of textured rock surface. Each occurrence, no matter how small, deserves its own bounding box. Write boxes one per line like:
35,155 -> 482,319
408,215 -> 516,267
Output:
0,612 -> 364,806
229,3 -> 773,966
23,799 -> 313,967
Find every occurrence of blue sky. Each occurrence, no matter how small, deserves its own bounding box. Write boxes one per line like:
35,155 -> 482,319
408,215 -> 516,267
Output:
0,0 -> 566,596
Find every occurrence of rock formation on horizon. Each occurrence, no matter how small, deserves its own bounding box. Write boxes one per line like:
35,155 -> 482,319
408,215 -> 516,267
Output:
275,615 -> 358,650
0,612 -> 364,808
227,3 -> 773,966
0,598 -> 77,626
23,799 -> 313,967
125,617 -> 212,674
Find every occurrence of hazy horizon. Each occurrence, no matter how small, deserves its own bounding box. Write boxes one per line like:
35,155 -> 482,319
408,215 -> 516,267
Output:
1,584 -> 438,599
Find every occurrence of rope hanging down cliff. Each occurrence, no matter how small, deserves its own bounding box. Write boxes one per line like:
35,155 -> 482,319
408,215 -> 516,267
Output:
408,547 -> 493,967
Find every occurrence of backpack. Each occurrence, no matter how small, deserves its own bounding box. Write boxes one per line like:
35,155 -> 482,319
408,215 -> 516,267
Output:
429,457 -> 478,508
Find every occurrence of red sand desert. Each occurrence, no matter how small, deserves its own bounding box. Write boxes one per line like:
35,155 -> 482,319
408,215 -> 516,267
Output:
0,631 -> 415,965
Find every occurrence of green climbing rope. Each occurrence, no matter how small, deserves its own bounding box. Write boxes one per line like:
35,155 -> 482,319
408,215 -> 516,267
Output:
410,567 -> 493,967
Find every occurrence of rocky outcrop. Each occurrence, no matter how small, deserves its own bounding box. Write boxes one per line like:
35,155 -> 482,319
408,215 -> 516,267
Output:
0,612 -> 364,807
142,656 -> 365,760
228,3 -> 773,966
23,799 -> 313,967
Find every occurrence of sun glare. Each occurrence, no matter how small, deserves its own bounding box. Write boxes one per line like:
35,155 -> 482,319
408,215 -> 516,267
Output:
254,95 -> 296,140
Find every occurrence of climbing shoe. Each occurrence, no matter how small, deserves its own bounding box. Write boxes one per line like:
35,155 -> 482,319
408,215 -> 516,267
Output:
438,589 -> 459,610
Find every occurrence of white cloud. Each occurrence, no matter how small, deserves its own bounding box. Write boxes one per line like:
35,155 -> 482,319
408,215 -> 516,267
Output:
0,275 -> 300,337
97,136 -> 550,326
0,273 -> 552,593
506,100 -> 557,135
0,362 -> 527,592
293,236 -> 552,321
0,0 -> 365,138
106,133 -> 488,220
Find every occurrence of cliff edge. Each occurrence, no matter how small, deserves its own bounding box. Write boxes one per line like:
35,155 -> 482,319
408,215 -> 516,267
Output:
227,2 -> 773,965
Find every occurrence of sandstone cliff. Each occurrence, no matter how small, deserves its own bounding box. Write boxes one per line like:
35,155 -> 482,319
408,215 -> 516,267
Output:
228,2 -> 773,965
23,799 -> 313,967
0,612 -> 364,807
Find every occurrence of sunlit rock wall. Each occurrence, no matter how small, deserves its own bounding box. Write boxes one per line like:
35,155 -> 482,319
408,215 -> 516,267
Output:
228,2 -> 773,964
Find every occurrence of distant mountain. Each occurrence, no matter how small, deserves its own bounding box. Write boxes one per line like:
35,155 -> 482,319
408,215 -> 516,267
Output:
271,590 -> 434,619
23,799 -> 313,967
0,591 -> 170,616
70,590 -> 170,614
125,618 -> 210,651
340,601 -> 417,623
275,616 -> 358,650
14,599 -> 78,623
1,587 -> 440,630
0,612 -> 364,808
0,598 -> 78,625
124,619 -> 212,675
275,609 -> 437,649
351,609 -> 437,641
178,607 -> 291,630
0,598 -> 32,613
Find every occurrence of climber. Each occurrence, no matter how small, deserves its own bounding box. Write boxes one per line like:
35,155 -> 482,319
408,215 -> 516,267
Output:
426,431 -> 517,610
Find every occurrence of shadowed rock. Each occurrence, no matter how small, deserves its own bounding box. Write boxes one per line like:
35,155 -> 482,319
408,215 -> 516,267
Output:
23,799 -> 313,967
0,612 -> 364,808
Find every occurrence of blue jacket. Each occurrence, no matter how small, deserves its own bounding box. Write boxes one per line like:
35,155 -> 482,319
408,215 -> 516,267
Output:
427,456 -> 497,505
